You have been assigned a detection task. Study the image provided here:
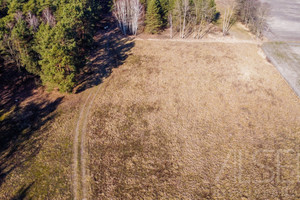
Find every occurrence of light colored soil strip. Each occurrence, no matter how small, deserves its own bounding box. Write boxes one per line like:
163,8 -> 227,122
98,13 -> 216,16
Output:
135,37 -> 262,45
81,85 -> 102,200
73,90 -> 93,200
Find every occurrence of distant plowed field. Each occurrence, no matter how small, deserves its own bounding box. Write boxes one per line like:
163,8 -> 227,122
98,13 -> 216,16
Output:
87,40 -> 300,199
260,0 -> 300,41
261,0 -> 300,97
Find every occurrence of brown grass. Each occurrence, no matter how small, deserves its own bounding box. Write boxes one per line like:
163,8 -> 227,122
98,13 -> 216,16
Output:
0,91 -> 83,199
88,40 -> 300,199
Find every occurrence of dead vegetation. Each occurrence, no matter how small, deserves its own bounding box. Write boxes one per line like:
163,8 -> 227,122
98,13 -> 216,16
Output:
0,61 -> 84,199
0,20 -> 134,199
88,40 -> 300,199
0,90 -> 80,199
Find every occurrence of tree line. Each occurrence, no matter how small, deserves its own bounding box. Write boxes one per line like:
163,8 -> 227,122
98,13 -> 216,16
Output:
114,0 -> 269,38
114,0 -> 218,38
0,0 -> 101,92
235,0 -> 269,37
0,0 -> 269,92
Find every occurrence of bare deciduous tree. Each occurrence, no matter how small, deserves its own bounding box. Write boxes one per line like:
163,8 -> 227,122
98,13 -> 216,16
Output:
173,0 -> 190,38
192,0 -> 216,39
169,13 -> 173,38
114,0 -> 128,34
113,0 -> 143,35
235,0 -> 269,38
251,2 -> 269,38
42,8 -> 56,27
131,0 -> 143,35
181,0 -> 189,38
15,11 -> 23,22
221,0 -> 236,36
236,0 -> 257,26
27,12 -> 39,31
171,0 -> 216,39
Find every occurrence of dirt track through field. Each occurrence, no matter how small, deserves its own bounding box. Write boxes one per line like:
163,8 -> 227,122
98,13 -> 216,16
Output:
73,22 -> 298,199
72,23 -> 119,200
73,38 -> 261,199
73,85 -> 102,200
135,37 -> 262,45
72,90 -> 92,200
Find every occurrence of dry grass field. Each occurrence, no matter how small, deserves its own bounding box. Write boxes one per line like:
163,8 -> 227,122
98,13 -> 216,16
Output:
88,40 -> 300,199
0,90 -> 83,199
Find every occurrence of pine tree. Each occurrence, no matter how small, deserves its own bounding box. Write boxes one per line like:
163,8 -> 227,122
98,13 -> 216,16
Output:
145,0 -> 163,33
35,23 -> 76,92
11,18 -> 40,75
159,0 -> 170,26
0,0 -> 102,92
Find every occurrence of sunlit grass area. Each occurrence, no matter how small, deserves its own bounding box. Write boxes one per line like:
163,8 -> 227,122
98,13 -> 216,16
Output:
88,40 -> 300,199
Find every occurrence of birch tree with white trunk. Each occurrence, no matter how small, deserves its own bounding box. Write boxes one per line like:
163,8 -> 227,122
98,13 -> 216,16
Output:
192,0 -> 216,39
113,0 -> 143,35
42,8 -> 56,27
222,0 -> 235,36
235,0 -> 269,38
27,12 -> 39,31
181,0 -> 190,38
169,13 -> 173,38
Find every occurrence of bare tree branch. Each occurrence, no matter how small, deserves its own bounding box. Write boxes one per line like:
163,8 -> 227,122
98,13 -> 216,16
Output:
27,12 -> 39,31
222,0 -> 236,36
42,8 -> 56,27
113,0 -> 143,35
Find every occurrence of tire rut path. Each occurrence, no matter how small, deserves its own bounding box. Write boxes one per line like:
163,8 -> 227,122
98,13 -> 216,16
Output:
72,25 -> 115,200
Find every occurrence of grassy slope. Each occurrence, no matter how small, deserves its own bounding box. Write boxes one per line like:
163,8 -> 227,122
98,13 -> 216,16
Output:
0,19 -> 128,199
88,40 -> 300,199
0,93 -> 83,199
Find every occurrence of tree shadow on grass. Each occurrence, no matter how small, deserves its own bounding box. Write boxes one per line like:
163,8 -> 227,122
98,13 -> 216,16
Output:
74,17 -> 135,93
0,75 -> 63,188
10,182 -> 34,200
0,50 -> 64,200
